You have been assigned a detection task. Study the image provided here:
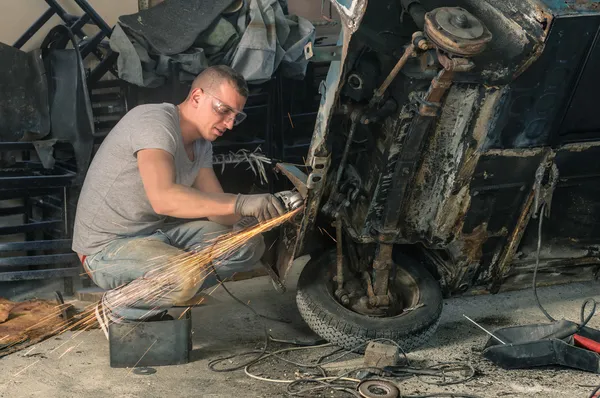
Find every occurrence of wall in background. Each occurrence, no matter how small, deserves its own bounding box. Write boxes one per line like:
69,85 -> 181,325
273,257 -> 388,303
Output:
0,0 -> 334,53
0,0 -> 137,51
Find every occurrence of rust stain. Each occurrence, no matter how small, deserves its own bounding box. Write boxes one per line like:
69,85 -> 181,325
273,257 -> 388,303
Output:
432,89 -> 504,239
454,87 -> 504,186
437,185 -> 472,239
513,42 -> 545,80
494,189 -> 536,282
460,223 -> 489,263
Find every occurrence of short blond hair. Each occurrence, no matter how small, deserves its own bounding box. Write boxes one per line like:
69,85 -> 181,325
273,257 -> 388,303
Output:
191,65 -> 249,97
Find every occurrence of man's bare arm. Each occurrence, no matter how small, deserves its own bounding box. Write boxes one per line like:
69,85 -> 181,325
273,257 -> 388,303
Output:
138,148 -> 237,218
193,167 -> 241,226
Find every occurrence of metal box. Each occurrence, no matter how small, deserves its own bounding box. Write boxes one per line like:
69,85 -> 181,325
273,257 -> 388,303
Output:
109,311 -> 191,368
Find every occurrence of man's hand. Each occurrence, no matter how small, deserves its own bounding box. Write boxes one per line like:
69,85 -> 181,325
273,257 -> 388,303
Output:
234,194 -> 286,222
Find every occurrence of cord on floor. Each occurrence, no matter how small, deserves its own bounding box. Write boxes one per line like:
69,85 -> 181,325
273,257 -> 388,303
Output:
532,203 -> 597,332
208,267 -> 480,397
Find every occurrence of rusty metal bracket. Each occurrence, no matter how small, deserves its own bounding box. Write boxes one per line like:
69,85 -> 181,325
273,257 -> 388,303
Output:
305,42 -> 343,62
307,156 -> 330,190
418,68 -> 456,116
275,163 -> 308,198
437,51 -> 475,72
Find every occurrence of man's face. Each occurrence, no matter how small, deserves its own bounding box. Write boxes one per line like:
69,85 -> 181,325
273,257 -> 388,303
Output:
190,81 -> 247,142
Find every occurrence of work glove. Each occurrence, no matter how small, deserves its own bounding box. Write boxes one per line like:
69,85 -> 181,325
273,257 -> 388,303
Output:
234,193 -> 286,223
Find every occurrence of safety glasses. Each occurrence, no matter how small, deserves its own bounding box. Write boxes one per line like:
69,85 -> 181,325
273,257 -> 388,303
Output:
202,89 -> 247,126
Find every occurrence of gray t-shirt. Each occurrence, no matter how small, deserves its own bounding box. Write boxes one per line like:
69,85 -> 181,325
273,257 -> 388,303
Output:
72,103 -> 212,255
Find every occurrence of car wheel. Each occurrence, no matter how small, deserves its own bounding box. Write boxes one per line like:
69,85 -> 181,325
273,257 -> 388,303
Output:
296,248 -> 443,352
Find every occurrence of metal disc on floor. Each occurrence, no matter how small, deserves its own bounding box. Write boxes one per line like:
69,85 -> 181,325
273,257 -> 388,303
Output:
133,367 -> 156,375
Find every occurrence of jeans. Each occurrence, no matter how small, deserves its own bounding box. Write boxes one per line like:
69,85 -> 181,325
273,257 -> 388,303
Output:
84,220 -> 265,321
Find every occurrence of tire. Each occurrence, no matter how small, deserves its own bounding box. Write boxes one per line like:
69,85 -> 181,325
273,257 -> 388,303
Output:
296,249 -> 443,352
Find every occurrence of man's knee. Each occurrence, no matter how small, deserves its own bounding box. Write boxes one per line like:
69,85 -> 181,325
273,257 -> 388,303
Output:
164,220 -> 230,250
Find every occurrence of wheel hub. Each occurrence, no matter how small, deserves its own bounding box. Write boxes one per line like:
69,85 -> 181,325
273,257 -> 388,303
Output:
332,264 -> 421,318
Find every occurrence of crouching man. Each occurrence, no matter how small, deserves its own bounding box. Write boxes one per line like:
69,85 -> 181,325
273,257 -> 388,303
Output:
72,65 -> 285,337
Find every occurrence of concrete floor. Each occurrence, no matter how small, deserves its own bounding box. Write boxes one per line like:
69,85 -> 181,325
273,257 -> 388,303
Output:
1,261 -> 600,398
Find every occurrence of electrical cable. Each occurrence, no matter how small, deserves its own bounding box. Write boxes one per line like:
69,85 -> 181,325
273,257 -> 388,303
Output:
207,265 -> 336,373
207,260 -> 476,397
532,203 -> 555,322
207,277 -> 270,372
208,274 -> 478,396
532,204 -> 597,332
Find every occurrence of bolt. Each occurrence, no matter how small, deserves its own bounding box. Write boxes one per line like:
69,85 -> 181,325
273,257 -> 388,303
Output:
341,295 -> 350,305
452,13 -> 469,28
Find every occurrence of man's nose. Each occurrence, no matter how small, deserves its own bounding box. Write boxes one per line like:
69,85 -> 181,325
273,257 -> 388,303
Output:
224,117 -> 235,130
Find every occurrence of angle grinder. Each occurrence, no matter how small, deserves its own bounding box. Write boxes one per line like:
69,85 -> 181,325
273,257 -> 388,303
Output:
233,190 -> 304,230
273,190 -> 304,212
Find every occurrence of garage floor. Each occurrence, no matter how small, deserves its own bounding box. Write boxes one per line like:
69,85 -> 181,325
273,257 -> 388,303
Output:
1,258 -> 600,398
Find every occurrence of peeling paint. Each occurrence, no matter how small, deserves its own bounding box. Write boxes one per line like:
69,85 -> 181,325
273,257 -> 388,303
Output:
406,85 -> 479,241
560,141 -> 600,152
484,148 -> 545,157
330,0 -> 368,33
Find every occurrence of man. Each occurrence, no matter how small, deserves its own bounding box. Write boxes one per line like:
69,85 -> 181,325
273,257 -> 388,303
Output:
72,65 -> 286,338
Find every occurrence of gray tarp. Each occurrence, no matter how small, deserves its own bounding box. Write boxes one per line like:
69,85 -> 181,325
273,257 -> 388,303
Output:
109,0 -> 314,87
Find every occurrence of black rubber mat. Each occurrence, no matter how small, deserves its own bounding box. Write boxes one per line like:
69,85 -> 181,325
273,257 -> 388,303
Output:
119,0 -> 236,55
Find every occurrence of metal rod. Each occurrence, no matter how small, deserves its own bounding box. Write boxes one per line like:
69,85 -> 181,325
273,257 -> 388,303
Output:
44,0 -> 69,22
70,13 -> 92,35
335,118 -> 358,187
80,31 -> 108,59
0,267 -> 79,282
335,215 -> 344,291
72,0 -> 113,35
0,253 -> 78,267
371,43 -> 415,105
0,206 -> 26,217
13,7 -> 55,49
0,220 -> 62,235
88,50 -> 119,79
463,314 -> 507,345
0,239 -> 72,252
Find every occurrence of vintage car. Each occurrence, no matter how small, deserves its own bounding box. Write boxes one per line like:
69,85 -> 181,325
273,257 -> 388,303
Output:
273,0 -> 600,351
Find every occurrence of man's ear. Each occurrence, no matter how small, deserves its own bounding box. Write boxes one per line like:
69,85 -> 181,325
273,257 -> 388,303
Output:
190,88 -> 203,108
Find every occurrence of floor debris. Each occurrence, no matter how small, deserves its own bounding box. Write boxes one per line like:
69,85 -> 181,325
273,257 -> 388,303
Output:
0,298 -> 72,357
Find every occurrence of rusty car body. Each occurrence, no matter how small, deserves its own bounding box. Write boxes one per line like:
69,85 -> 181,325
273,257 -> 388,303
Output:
274,0 -> 600,349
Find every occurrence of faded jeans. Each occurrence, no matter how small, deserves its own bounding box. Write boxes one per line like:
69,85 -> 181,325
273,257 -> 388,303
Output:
84,220 -> 265,321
